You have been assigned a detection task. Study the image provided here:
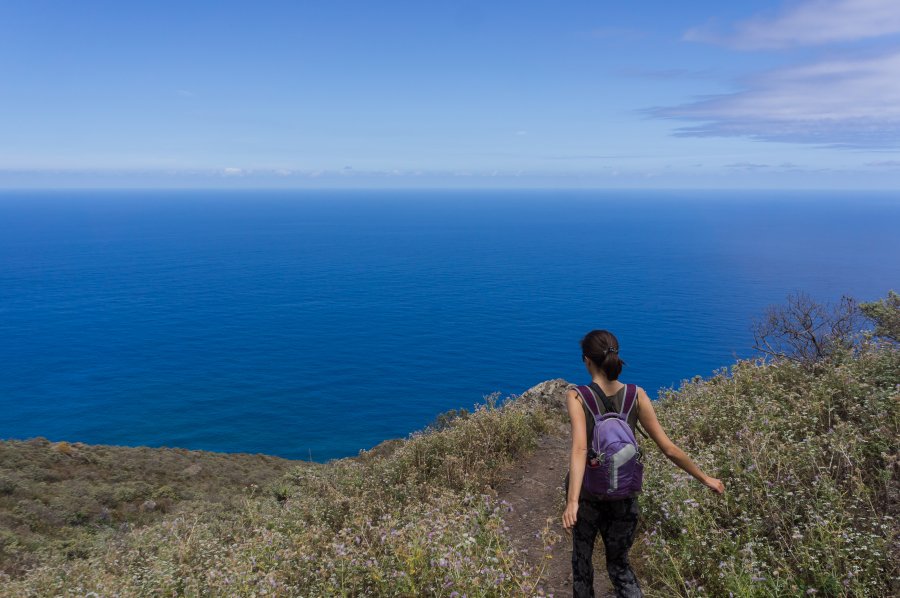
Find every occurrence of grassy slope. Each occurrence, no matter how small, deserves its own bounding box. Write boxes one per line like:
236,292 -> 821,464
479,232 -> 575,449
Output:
0,346 -> 896,596
0,439 -> 302,577
1,386 -> 566,596
635,342 -> 898,597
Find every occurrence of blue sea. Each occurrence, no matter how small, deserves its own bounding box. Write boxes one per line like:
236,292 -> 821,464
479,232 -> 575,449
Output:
1,189 -> 898,461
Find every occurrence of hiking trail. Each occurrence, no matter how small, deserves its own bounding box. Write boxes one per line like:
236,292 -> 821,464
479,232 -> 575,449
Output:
492,380 -> 616,598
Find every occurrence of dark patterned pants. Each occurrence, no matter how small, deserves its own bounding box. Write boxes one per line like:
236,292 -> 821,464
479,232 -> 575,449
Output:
571,495 -> 643,598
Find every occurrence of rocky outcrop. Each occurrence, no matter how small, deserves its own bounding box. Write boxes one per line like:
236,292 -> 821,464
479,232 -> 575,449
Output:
516,378 -> 572,413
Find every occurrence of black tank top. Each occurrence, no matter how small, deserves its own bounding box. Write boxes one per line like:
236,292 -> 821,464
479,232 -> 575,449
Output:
579,382 -> 640,441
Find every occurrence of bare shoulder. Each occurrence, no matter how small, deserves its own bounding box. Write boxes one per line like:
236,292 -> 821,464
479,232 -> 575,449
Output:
634,386 -> 651,413
566,388 -> 586,422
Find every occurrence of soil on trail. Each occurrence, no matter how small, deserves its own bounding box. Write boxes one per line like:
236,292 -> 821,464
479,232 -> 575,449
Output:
492,380 -> 616,598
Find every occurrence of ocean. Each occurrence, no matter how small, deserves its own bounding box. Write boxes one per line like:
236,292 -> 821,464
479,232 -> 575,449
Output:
1,189 -> 897,460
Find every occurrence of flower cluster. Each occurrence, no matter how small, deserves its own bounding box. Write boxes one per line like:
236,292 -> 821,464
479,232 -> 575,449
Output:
635,345 -> 899,597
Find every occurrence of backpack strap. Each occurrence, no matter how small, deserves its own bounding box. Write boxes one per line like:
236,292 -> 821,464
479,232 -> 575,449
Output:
622,384 -> 638,421
622,384 -> 651,439
574,385 -> 602,419
635,422 -> 650,439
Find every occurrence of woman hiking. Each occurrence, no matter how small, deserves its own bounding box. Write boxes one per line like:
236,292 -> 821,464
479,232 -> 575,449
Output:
562,330 -> 725,598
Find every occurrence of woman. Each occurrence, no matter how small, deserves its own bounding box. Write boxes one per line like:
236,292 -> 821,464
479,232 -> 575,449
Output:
562,330 -> 725,598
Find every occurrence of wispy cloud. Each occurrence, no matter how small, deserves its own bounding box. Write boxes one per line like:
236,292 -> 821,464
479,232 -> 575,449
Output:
726,162 -> 770,170
725,162 -> 804,171
616,67 -> 716,80
685,0 -> 900,50
657,2 -> 900,149
651,50 -> 900,147
541,154 -> 628,160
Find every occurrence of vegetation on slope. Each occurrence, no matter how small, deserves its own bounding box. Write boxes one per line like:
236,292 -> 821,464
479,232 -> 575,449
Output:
0,291 -> 896,596
1,390 -> 566,596
636,341 -> 898,596
0,440 -> 297,578
635,291 -> 899,597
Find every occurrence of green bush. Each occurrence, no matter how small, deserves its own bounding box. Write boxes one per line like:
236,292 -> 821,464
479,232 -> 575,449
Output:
0,475 -> 15,496
861,290 -> 900,343
635,345 -> 899,597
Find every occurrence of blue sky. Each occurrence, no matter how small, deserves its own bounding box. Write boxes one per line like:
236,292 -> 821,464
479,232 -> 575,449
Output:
3,0 -> 900,188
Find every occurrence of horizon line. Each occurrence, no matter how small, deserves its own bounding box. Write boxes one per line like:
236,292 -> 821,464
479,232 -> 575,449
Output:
2,186 -> 900,193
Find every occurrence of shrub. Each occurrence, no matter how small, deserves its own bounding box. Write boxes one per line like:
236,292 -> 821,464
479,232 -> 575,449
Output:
424,407 -> 470,432
0,475 -> 15,496
635,344 -> 899,597
860,290 -> 900,343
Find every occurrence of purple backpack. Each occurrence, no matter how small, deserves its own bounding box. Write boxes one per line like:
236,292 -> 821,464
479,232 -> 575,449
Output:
574,384 -> 644,499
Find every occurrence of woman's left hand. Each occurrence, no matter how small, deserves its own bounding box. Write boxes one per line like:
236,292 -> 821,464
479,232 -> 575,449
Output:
702,475 -> 725,494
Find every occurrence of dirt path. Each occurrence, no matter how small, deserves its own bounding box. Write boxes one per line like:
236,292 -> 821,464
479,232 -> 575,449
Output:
492,380 -> 615,598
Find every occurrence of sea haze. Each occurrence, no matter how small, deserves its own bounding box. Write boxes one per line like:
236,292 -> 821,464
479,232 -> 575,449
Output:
1,189 -> 897,460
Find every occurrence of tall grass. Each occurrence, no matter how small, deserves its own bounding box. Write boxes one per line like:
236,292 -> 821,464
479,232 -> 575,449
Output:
635,342 -> 898,597
1,388 -> 566,597
2,346 -> 895,596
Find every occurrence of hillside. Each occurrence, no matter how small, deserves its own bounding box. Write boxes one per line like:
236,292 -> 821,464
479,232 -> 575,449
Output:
1,341 -> 897,596
0,439 -> 302,579
634,342 -> 898,597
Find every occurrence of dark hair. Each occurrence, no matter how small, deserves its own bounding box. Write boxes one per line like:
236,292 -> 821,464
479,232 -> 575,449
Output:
581,329 -> 625,381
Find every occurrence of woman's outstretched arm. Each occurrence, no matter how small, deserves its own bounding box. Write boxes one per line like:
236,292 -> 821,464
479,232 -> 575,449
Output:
563,389 -> 588,530
636,386 -> 725,494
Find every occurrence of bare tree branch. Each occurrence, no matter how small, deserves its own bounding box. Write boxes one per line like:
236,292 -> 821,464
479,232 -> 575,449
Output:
750,291 -> 861,367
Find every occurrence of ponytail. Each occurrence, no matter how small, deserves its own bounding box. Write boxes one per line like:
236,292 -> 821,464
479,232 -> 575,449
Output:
580,330 -> 625,380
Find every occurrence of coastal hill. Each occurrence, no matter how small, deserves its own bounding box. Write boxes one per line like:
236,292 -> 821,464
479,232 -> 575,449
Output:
0,438 -> 301,577
1,297 -> 897,596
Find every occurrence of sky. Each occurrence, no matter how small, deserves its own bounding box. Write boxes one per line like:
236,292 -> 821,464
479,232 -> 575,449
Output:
2,0 -> 900,189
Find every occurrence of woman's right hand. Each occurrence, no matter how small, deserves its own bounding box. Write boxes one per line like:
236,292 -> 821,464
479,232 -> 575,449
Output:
562,501 -> 579,531
702,476 -> 725,494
